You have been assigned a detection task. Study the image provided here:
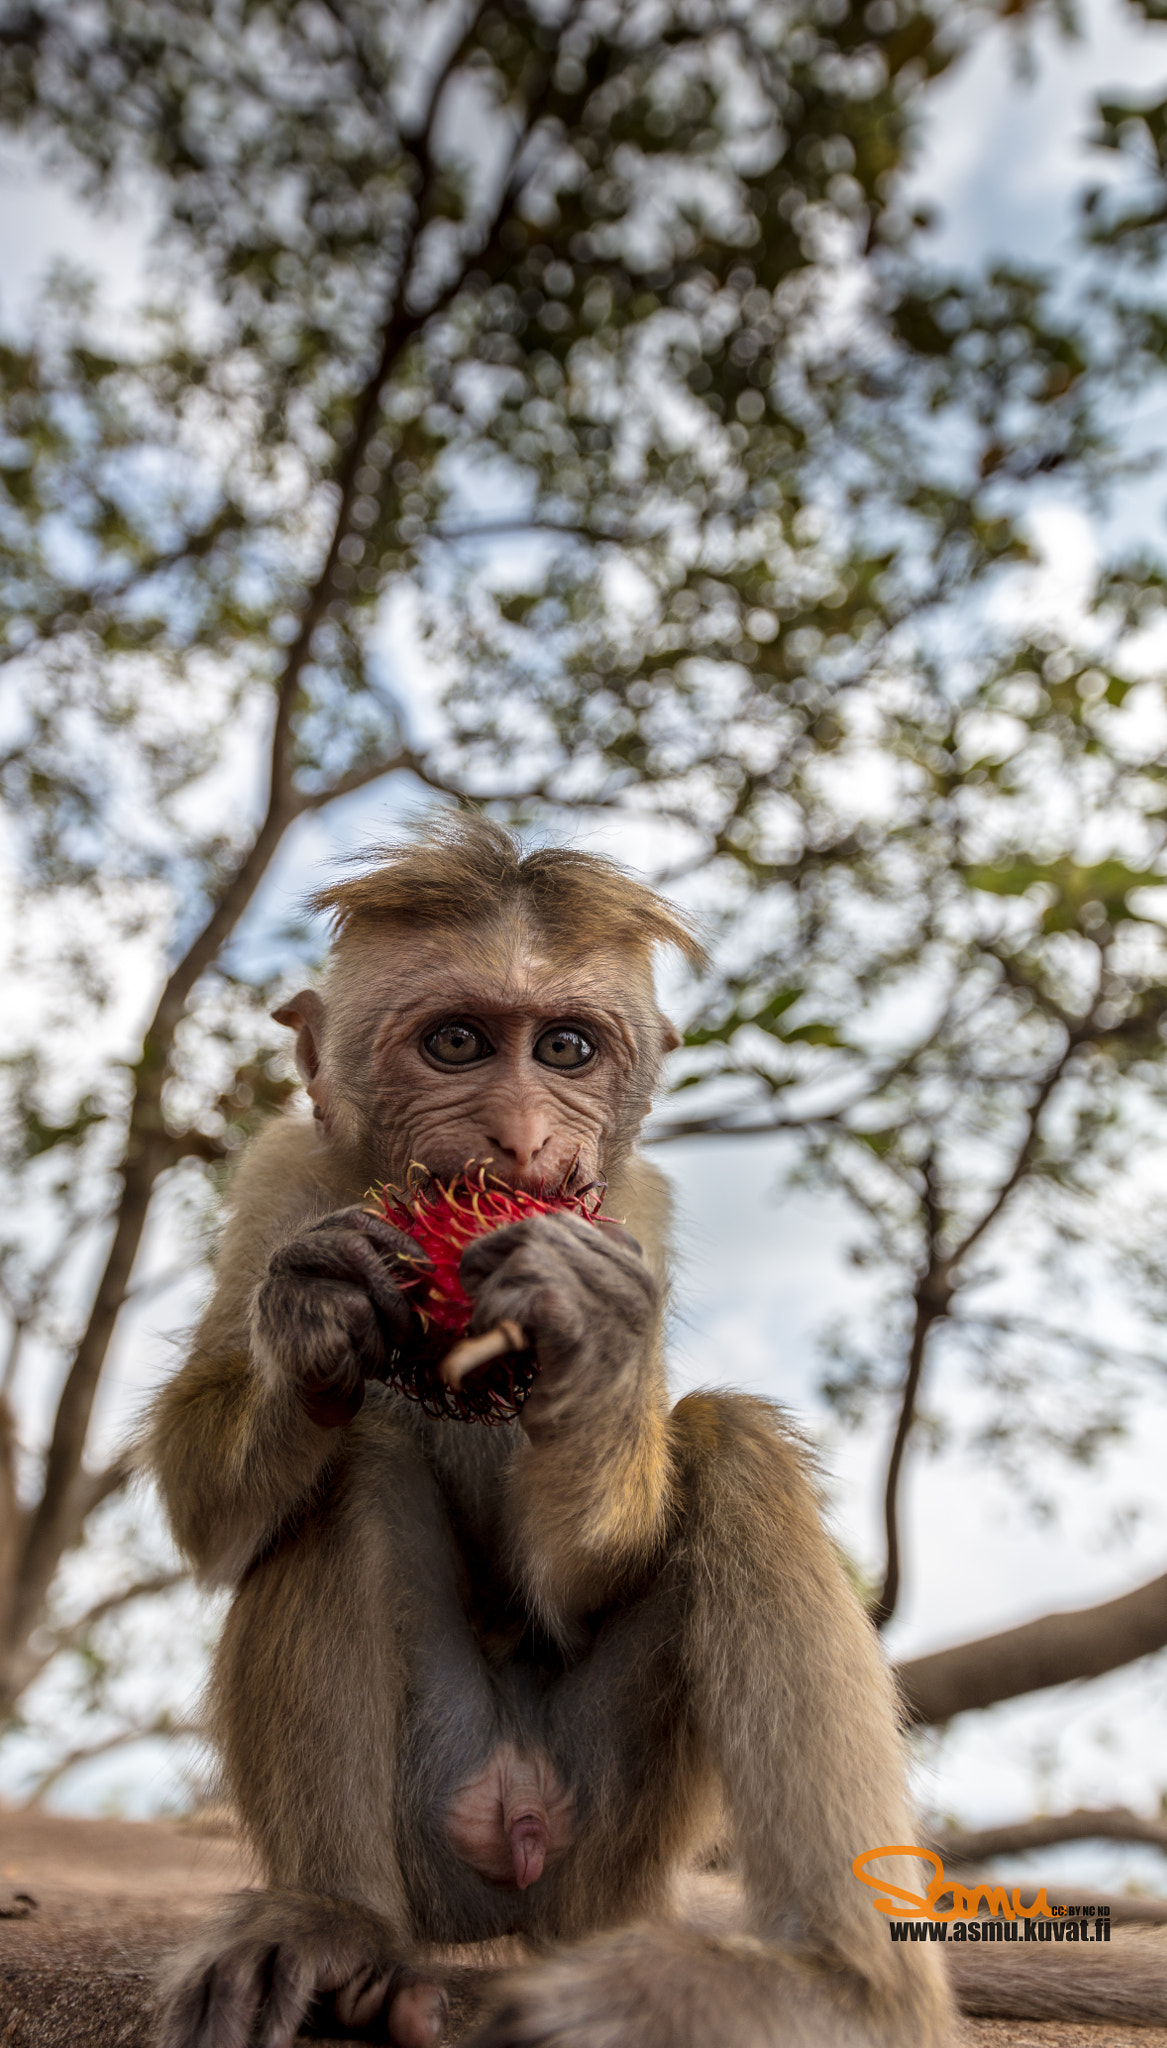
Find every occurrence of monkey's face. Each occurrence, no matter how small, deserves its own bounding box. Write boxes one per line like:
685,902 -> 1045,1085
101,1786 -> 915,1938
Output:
322,926 -> 664,1190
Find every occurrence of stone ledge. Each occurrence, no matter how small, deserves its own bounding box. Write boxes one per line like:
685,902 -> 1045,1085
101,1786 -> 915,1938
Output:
2,1810 -> 1165,2048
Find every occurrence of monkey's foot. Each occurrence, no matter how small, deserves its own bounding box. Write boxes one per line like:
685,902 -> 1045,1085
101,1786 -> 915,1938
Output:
465,1924 -> 791,2048
464,1920 -> 943,2048
158,1889 -> 448,2048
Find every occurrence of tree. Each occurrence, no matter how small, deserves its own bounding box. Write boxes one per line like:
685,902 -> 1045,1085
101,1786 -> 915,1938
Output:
3,0 -> 1167,1847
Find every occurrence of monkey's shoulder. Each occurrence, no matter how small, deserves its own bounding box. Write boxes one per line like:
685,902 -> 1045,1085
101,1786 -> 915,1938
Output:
221,1107 -> 357,1231
191,1110 -> 360,1358
604,1151 -> 674,1282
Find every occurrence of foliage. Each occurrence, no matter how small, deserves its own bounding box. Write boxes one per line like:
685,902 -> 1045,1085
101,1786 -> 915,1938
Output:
660,609 -> 1167,1614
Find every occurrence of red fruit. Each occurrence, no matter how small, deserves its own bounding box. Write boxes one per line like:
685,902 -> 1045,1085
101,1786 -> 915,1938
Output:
368,1167 -> 604,1423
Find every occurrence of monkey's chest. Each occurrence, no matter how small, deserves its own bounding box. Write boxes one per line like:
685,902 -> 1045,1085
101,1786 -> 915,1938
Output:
442,1738 -> 574,1891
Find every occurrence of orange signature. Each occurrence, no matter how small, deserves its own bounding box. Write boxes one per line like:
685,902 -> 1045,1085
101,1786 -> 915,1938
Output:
852,1845 -> 1057,1921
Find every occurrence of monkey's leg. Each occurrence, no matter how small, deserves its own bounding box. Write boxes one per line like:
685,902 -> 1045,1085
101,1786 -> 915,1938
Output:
669,1391 -> 953,2043
158,1416 -> 482,2048
469,1391 -> 955,2048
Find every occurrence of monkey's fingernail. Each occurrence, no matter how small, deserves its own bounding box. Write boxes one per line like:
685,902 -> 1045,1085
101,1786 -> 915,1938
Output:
440,1320 -> 527,1386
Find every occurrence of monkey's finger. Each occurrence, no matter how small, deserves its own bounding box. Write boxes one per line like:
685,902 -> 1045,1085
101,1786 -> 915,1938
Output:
457,1216 -> 590,1290
465,1268 -> 591,1372
300,1375 -> 365,1428
274,1229 -> 418,1294
349,1210 -> 433,1273
546,1211 -> 652,1280
310,1206 -> 427,1263
305,1209 -> 432,1294
328,1964 -> 398,2030
461,1238 -> 656,1342
199,1948 -> 266,2048
271,1235 -> 371,1284
159,1954 -> 253,2048
593,1217 -> 643,1256
340,1236 -> 418,1338
254,1942 -> 318,2048
457,1221 -> 538,1289
272,1235 -> 416,1345
306,1961 -> 447,2046
388,1978 -> 449,2048
460,1215 -> 648,1296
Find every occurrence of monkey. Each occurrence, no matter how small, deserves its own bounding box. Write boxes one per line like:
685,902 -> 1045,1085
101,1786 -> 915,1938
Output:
147,812 -> 955,2048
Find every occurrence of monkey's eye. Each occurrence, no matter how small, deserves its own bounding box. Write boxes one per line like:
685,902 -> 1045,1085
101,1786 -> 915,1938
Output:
533,1025 -> 596,1071
424,1021 -> 494,1066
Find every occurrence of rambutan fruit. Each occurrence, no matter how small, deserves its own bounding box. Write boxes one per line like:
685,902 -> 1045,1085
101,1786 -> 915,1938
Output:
368,1166 -> 604,1423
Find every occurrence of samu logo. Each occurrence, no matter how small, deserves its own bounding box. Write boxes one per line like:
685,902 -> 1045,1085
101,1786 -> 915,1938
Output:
852,1845 -> 1057,1922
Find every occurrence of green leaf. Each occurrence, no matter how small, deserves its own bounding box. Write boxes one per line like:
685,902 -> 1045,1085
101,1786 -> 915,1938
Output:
963,857 -> 1167,930
683,987 -> 803,1048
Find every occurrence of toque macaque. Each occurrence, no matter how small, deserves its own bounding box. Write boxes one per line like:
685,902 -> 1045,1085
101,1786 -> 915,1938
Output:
149,812 -> 955,2048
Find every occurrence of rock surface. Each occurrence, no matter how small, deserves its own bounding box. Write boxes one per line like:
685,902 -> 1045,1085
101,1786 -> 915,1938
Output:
2,1809 -> 1166,2047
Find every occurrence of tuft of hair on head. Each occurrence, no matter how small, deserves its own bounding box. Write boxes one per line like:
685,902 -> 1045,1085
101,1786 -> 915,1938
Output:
308,811 -> 707,969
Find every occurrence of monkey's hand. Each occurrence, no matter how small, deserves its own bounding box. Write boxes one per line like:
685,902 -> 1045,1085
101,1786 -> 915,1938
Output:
159,1890 -> 449,2048
251,1208 -> 428,1428
458,1214 -> 658,1436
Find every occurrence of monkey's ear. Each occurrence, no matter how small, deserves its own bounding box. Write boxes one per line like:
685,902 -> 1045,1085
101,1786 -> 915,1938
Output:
660,1017 -> 683,1054
272,990 -> 326,1085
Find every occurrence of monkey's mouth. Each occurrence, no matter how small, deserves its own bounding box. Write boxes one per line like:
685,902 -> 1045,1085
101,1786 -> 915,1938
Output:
368,1165 -> 604,1425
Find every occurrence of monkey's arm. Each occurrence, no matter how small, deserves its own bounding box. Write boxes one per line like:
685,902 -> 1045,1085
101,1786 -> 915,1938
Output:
460,1215 -> 677,1629
147,1115 -> 417,1581
149,1345 -> 342,1582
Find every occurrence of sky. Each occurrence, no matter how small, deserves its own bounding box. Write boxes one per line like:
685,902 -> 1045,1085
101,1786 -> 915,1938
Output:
6,0 -> 1167,1886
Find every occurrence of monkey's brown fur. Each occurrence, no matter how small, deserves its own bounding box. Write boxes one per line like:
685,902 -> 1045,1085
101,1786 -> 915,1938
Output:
149,815 -> 956,2048
309,825 -> 706,966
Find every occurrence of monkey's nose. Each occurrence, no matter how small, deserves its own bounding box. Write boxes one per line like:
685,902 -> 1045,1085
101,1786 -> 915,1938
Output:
485,1116 -> 551,1172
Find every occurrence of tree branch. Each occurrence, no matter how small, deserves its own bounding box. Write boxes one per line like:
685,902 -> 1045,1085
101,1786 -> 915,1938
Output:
298,746 -> 415,811
7,1169 -> 164,1669
12,1570 -> 189,1697
0,1318 -> 27,1399
931,1806 -> 1167,1864
48,1570 -> 188,1655
121,1261 -> 205,1309
948,1026 -> 1084,1270
646,981 -> 965,1148
953,1308 -> 1167,1377
872,1153 -> 950,1630
645,1108 -> 845,1143
872,1009 -> 1091,1630
896,1567 -> 1167,1725
72,1451 -> 135,1529
16,1713 -> 203,1810
0,509 -> 249,672
429,515 -> 623,545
